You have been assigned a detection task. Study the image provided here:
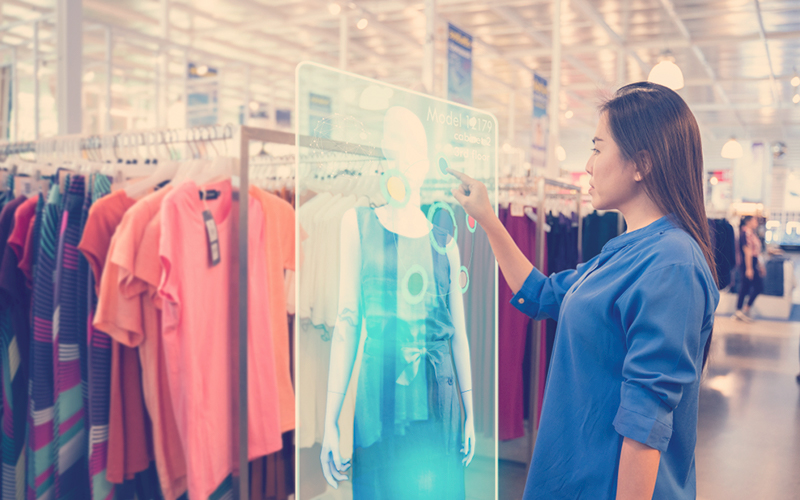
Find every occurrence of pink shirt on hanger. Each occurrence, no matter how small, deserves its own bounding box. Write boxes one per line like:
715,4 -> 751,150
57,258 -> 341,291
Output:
251,187 -> 296,433
158,179 -> 282,500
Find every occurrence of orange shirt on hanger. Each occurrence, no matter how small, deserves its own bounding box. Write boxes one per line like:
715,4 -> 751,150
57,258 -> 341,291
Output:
93,186 -> 188,500
84,189 -> 154,484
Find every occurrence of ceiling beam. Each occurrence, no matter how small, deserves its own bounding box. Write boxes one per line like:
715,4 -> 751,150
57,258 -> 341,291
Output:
568,0 -> 650,76
655,0 -> 745,134
499,30 -> 800,60
690,102 -> 799,111
491,5 -> 609,86
753,0 -> 786,138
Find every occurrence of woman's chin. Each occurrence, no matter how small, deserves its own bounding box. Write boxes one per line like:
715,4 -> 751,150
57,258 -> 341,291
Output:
589,193 -> 606,211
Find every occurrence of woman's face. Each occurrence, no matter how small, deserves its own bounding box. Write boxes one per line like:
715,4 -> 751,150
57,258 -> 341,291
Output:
747,217 -> 759,230
585,113 -> 642,211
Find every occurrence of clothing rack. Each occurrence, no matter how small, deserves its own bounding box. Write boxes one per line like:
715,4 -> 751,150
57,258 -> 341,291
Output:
0,125 -> 297,500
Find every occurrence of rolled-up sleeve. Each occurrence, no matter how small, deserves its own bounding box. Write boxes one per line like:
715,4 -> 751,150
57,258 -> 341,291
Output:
511,254 -> 600,320
613,263 -> 707,452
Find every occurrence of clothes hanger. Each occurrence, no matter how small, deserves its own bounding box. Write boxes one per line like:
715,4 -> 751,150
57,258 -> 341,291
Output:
122,132 -> 178,199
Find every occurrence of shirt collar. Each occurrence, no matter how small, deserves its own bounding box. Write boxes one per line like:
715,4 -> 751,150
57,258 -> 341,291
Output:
602,214 -> 676,252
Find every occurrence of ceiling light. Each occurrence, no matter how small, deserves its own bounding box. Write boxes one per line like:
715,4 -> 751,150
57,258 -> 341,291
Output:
249,101 -> 260,111
556,145 -> 566,162
793,93 -> 800,104
357,18 -> 368,30
328,3 -> 341,15
710,176 -> 719,186
792,76 -> 800,87
502,142 -> 512,152
647,52 -> 684,90
196,65 -> 209,76
83,71 -> 95,83
565,110 -> 573,119
721,137 -> 743,159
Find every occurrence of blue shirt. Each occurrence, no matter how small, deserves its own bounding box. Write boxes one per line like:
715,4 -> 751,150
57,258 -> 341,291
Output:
513,215 -> 719,499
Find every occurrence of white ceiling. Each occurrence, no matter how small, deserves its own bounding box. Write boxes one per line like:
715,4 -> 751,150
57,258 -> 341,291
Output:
0,0 -> 798,145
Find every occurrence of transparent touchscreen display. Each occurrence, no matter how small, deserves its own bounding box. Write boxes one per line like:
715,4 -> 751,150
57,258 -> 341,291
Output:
296,62 -> 497,500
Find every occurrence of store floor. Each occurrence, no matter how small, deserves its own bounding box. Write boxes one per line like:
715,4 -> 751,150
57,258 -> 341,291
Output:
498,314 -> 800,499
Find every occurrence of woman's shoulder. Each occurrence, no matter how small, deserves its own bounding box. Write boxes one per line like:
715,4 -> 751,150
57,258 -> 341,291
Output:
638,223 -> 710,273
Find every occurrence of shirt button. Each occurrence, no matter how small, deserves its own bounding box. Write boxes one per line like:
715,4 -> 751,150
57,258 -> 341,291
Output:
518,298 -> 525,304
448,378 -> 453,385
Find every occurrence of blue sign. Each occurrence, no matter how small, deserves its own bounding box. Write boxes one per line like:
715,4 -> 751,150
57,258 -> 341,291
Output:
309,93 -> 332,138
531,73 -> 548,169
186,62 -> 219,127
447,23 -> 473,106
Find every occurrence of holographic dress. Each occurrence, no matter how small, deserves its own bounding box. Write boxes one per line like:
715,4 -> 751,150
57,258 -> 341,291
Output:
350,207 -> 465,500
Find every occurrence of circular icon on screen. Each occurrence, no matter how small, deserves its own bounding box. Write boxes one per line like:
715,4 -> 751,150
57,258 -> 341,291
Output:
426,202 -> 458,255
459,266 -> 470,293
401,264 -> 429,304
438,156 -> 449,176
380,168 -> 411,208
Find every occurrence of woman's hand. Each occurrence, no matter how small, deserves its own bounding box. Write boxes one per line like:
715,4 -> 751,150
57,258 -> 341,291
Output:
746,267 -> 755,280
320,424 -> 350,488
461,416 -> 476,467
448,169 -> 495,226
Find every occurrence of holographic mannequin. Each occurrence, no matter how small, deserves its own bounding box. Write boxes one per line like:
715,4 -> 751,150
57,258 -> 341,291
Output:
319,106 -> 475,499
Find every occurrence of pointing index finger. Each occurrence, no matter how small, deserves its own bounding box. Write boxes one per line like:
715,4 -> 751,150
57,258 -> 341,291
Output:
446,168 -> 474,184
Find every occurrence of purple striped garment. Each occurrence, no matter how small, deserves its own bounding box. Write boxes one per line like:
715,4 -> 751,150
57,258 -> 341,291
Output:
27,187 -> 60,500
51,176 -> 89,499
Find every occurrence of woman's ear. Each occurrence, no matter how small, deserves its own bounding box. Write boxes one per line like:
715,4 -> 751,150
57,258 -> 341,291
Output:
633,151 -> 653,182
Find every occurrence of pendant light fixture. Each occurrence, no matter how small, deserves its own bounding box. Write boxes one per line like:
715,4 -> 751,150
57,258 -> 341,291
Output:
721,137 -> 743,159
647,51 -> 684,90
791,67 -> 800,87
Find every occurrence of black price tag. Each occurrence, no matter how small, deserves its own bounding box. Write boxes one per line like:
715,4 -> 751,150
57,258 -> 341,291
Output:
202,210 -> 221,267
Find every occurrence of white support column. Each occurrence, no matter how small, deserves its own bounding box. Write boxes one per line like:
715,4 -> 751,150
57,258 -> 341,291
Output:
12,46 -> 18,141
546,0 -> 562,177
339,12 -> 348,70
105,26 -> 112,132
57,0 -> 83,135
158,0 -> 170,127
507,90 -> 516,146
243,65 -> 251,125
422,0 -> 436,94
182,50 -> 189,131
154,61 -> 161,128
33,21 -> 39,140
617,0 -> 630,86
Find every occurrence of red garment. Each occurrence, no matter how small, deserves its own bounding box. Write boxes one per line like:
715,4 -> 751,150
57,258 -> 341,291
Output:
7,196 -> 37,261
498,207 -> 537,441
18,214 -> 36,284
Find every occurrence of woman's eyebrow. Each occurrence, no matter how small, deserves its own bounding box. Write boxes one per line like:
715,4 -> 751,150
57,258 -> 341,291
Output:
592,137 -> 604,143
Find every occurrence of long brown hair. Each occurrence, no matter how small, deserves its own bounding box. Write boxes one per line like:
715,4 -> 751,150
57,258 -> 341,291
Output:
600,82 -> 718,368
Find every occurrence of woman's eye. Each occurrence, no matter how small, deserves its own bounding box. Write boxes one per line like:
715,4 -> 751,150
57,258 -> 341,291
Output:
590,148 -> 599,155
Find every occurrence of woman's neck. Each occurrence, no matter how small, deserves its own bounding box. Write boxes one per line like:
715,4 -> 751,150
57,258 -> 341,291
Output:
619,192 -> 667,233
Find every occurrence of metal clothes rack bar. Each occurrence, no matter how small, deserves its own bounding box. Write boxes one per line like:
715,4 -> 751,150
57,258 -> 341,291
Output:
237,127 -> 294,499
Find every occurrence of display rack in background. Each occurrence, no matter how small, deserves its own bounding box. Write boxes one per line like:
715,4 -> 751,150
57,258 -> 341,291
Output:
496,177 -> 582,468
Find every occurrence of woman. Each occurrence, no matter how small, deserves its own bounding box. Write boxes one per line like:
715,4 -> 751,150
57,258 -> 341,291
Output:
734,215 -> 764,323
449,82 -> 719,499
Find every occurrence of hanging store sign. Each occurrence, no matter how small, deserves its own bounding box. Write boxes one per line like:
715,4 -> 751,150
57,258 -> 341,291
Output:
531,73 -> 548,170
186,62 -> 219,128
447,23 -> 473,106
276,109 -> 292,129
